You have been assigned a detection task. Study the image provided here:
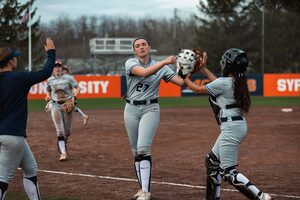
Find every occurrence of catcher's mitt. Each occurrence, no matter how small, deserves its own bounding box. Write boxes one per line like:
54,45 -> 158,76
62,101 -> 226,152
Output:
192,49 -> 203,73
61,98 -> 75,113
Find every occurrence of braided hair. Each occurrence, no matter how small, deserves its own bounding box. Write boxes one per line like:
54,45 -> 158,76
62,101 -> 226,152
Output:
221,49 -> 251,113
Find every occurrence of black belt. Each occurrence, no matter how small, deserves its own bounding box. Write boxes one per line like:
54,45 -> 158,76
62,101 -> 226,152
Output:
220,116 -> 243,123
126,98 -> 158,105
52,100 -> 65,104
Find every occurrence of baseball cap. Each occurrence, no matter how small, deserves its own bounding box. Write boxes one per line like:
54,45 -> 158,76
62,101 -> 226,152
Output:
0,47 -> 22,67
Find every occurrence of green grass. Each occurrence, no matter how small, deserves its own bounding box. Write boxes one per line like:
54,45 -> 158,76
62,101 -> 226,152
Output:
6,190 -> 79,200
28,96 -> 300,112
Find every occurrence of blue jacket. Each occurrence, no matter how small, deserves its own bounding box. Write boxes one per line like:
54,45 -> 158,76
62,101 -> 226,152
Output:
0,50 -> 55,137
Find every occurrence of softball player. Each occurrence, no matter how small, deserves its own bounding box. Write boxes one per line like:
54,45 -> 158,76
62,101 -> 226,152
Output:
124,38 -> 184,200
46,60 -> 80,161
0,38 -> 55,200
184,49 -> 271,200
62,65 -> 89,126
46,65 -> 89,126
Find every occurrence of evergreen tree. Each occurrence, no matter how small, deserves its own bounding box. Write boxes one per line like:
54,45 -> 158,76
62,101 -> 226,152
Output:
0,0 -> 40,70
194,0 -> 300,73
194,0 -> 259,73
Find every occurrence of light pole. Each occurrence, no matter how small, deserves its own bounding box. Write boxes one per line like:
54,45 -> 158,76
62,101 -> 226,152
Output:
261,0 -> 265,74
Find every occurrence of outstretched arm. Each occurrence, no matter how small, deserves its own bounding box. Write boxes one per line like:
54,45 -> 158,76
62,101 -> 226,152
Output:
169,75 -> 184,86
131,56 -> 176,77
183,74 -> 208,94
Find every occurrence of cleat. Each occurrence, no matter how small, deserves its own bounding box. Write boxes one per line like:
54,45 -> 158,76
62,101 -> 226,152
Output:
137,191 -> 151,200
59,153 -> 67,161
261,193 -> 271,200
131,189 -> 143,200
83,115 -> 89,126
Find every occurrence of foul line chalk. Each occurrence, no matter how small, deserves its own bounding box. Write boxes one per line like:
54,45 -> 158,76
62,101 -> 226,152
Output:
38,169 -> 300,199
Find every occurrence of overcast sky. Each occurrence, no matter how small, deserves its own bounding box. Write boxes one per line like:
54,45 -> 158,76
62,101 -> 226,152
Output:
19,0 -> 200,23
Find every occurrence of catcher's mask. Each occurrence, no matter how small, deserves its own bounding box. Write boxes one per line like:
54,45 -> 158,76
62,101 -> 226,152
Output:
220,48 -> 249,76
176,49 -> 197,75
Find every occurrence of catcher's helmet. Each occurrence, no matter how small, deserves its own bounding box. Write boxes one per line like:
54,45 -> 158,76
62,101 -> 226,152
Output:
220,48 -> 249,75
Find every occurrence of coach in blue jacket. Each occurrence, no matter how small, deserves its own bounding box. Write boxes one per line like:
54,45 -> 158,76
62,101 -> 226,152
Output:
0,38 -> 55,200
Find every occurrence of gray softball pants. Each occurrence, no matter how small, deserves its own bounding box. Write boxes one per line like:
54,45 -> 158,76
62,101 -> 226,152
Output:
0,135 -> 37,183
124,103 -> 160,156
50,102 -> 73,138
212,119 -> 248,170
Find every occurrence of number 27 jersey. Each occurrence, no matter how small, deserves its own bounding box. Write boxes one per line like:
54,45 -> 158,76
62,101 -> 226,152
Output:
125,57 -> 176,101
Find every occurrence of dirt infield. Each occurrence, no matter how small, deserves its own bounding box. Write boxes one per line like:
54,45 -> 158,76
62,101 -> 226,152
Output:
10,106 -> 300,200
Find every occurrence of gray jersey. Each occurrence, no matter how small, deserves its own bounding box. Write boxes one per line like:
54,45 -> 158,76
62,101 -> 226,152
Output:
205,77 -> 243,118
125,57 -> 176,101
47,74 -> 78,102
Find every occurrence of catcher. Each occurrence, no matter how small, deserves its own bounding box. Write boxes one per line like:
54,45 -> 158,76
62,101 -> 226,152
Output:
179,49 -> 271,200
46,60 -> 80,161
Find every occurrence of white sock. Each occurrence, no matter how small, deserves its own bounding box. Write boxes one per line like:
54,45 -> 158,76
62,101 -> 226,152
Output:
23,178 -> 41,200
140,160 -> 151,192
58,140 -> 66,154
135,161 -> 141,187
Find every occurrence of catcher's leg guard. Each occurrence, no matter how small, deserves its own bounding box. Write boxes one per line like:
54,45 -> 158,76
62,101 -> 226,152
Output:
0,181 -> 8,200
23,176 -> 41,200
222,167 -> 264,200
138,155 -> 152,193
205,151 -> 222,200
57,136 -> 66,154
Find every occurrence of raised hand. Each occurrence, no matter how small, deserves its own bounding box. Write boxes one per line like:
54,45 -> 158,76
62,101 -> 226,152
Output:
44,37 -> 55,51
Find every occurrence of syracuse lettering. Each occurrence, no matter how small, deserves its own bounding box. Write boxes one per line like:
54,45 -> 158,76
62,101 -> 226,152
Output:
277,79 -> 300,92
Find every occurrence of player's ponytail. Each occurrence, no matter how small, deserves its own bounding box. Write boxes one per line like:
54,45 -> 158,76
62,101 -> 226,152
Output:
233,73 -> 251,113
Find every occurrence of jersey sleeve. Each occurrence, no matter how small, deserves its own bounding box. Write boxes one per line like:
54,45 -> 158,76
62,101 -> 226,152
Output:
125,58 -> 139,76
161,65 -> 176,82
66,75 -> 78,88
205,78 -> 226,97
46,77 -> 52,92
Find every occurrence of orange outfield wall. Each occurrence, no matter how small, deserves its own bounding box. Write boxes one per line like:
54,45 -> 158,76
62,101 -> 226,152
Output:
28,75 -> 181,99
264,74 -> 300,96
28,75 -> 121,99
159,80 -> 181,97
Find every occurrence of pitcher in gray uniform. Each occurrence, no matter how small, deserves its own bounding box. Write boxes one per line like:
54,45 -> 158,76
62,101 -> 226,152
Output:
124,38 -> 184,200
184,49 -> 271,200
46,60 -> 80,161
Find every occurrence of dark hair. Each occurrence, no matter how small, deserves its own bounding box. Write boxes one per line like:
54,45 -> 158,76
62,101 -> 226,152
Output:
132,37 -> 150,48
233,74 -> 251,113
0,47 -> 21,68
221,49 -> 251,113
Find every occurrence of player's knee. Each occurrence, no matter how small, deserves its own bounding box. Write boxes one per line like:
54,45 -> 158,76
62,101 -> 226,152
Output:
22,164 -> 38,178
221,166 -> 240,183
137,147 -> 151,156
205,151 -> 220,172
57,131 -> 64,137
